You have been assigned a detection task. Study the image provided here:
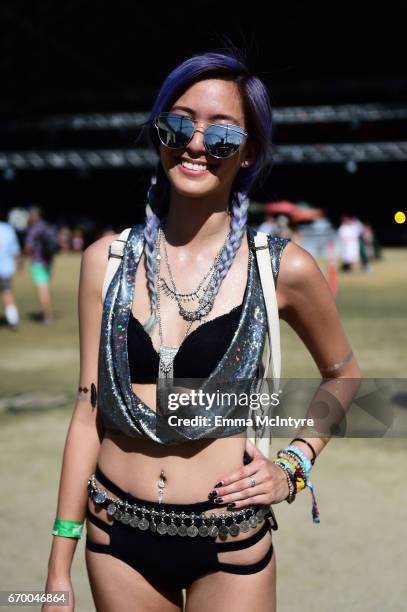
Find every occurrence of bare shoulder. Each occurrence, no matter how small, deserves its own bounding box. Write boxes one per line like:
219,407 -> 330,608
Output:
83,234 -> 120,265
277,240 -> 328,311
79,234 -> 120,295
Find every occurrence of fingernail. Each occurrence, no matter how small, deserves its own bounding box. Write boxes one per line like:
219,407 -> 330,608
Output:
227,503 -> 236,510
208,490 -> 217,499
214,481 -> 223,488
214,497 -> 223,504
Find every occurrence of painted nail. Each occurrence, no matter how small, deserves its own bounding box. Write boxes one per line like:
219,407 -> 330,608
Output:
227,503 -> 236,510
214,497 -> 223,504
208,490 -> 217,499
214,481 -> 223,488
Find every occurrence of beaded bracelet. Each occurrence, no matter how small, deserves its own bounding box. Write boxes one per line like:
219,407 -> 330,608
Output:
280,445 -> 320,524
284,445 -> 312,478
52,518 -> 84,539
277,450 -> 307,480
272,460 -> 296,503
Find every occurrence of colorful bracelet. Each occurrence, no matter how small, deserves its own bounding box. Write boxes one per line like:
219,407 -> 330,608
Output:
52,518 -> 84,539
291,438 -> 317,465
284,445 -> 312,478
272,460 -> 296,503
280,445 -> 320,524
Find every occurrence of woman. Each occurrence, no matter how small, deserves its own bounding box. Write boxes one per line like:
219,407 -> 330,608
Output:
44,51 -> 361,612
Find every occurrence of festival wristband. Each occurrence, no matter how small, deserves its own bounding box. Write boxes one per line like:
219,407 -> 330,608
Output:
52,518 -> 84,539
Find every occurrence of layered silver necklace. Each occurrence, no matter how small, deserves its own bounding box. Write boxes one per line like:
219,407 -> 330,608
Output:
155,224 -> 231,379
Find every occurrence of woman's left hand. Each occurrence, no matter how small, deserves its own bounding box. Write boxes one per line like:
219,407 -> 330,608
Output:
209,439 -> 290,509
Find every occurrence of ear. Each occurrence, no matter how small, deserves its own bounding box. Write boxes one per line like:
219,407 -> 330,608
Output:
241,141 -> 257,168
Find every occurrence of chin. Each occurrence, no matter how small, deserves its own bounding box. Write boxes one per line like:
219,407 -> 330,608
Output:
169,173 -> 219,199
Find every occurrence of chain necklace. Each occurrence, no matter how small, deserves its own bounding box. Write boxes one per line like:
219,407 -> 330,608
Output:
155,230 -> 194,379
159,226 -> 229,303
158,225 -> 231,322
155,224 -> 231,379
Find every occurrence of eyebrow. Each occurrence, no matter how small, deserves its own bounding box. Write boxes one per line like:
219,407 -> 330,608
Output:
170,105 -> 241,125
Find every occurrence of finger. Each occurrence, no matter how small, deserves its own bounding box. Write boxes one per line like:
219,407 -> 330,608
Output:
216,472 -> 265,498
212,459 -> 265,490
220,488 -> 272,509
210,471 -> 262,499
213,472 -> 272,504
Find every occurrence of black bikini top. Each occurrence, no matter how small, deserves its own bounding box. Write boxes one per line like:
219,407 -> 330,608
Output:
127,303 -> 243,383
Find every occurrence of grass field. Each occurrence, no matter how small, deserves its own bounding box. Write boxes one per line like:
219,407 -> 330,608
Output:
0,249 -> 406,611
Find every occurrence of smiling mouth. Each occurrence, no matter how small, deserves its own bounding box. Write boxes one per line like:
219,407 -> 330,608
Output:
180,159 -> 208,171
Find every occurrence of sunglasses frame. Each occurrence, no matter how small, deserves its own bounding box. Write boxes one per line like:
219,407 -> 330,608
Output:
154,111 -> 248,159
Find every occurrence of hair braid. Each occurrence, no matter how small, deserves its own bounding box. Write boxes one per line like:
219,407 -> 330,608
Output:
212,191 -> 250,291
142,165 -> 169,324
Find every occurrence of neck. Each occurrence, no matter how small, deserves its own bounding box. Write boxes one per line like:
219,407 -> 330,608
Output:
162,190 -> 235,247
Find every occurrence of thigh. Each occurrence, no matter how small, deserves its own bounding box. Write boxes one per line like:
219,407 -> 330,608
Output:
186,525 -> 276,612
85,499 -> 183,612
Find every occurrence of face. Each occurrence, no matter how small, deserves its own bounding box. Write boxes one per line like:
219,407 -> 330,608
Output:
158,78 -> 255,202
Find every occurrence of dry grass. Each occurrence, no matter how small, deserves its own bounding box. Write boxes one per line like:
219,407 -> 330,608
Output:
0,248 -> 406,611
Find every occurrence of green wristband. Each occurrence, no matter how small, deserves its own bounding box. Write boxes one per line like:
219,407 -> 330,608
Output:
52,518 -> 84,539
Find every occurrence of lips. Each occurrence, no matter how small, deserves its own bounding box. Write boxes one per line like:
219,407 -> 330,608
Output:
176,157 -> 217,176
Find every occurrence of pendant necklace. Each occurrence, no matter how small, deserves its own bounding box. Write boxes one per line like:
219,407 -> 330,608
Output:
155,225 -> 229,379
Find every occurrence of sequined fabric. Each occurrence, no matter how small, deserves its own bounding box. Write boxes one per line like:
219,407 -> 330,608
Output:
98,223 -> 290,444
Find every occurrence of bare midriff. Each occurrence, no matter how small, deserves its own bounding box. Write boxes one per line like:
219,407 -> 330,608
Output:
96,382 -> 247,517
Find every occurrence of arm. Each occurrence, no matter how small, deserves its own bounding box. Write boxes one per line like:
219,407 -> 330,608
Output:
45,234 -> 118,581
277,241 -> 362,460
209,241 -> 362,509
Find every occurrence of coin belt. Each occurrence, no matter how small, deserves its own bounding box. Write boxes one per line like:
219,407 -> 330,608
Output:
87,474 -> 271,538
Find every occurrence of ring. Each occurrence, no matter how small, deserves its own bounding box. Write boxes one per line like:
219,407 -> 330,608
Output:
250,477 -> 256,488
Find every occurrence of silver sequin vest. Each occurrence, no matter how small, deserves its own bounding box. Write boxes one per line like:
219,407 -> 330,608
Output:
98,223 -> 290,444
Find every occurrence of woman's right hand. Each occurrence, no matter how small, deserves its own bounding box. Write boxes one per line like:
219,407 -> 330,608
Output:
41,573 -> 74,611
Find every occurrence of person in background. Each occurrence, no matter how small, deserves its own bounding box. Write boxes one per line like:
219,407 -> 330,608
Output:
72,228 -> 85,252
24,205 -> 58,323
359,219 -> 375,272
0,208 -> 21,329
337,214 -> 363,272
258,209 -> 278,236
58,226 -> 73,253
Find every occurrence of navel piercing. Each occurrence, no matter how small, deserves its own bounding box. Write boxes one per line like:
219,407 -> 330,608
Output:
158,469 -> 166,504
77,383 -> 98,407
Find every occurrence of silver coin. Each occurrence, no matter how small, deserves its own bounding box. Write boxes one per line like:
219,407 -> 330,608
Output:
129,516 -> 139,528
187,525 -> 198,537
177,524 -> 188,537
167,523 -> 178,536
256,509 -> 264,521
198,525 -> 209,537
150,521 -> 157,533
229,523 -> 240,536
120,512 -> 131,525
240,520 -> 250,532
114,509 -> 122,521
157,522 -> 168,535
219,524 -> 229,537
106,503 -> 117,516
138,518 -> 149,531
209,525 -> 219,537
93,490 -> 107,505
249,515 -> 258,528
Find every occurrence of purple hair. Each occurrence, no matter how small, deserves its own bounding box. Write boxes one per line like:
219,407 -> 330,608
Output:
148,52 -> 273,195
142,51 -> 273,329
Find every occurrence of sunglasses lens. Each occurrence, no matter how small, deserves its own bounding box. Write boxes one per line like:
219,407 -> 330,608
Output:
155,113 -> 194,149
204,125 -> 245,158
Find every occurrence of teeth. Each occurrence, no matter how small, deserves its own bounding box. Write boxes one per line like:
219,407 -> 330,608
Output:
181,161 -> 207,171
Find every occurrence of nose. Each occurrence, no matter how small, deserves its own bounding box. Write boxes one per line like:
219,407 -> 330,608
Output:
186,125 -> 206,156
